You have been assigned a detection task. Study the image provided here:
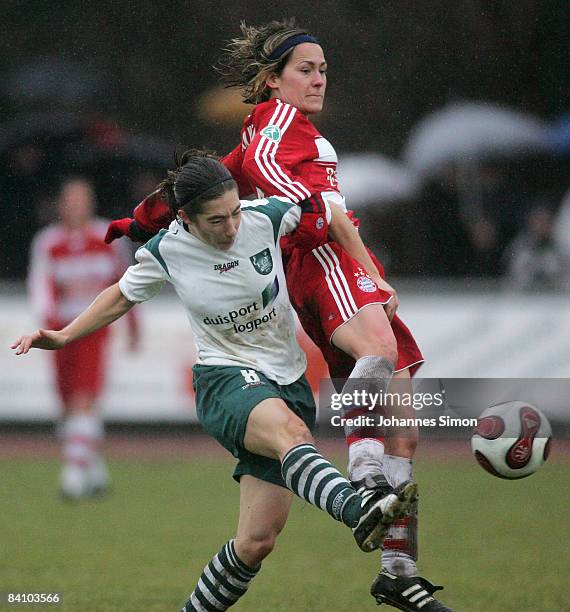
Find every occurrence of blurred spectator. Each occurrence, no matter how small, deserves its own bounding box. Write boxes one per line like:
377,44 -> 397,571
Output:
28,177 -> 139,499
503,195 -> 569,291
553,186 -> 570,261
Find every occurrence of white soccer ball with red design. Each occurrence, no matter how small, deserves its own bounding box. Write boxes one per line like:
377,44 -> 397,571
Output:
471,401 -> 552,479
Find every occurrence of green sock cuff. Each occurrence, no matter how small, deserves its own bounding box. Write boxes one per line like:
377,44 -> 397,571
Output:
340,493 -> 362,527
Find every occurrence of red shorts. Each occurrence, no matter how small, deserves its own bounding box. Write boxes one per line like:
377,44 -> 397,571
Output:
286,242 -> 423,380
52,327 -> 110,403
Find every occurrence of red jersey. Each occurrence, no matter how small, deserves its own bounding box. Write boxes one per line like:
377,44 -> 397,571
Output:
223,98 -> 345,208
29,219 -> 131,327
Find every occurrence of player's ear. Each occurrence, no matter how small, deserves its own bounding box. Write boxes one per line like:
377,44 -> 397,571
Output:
266,73 -> 280,91
178,209 -> 191,225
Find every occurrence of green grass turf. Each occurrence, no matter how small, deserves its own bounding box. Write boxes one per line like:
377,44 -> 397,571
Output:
1,453 -> 568,611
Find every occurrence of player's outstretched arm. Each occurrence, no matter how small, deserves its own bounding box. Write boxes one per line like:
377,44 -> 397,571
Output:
12,283 -> 135,355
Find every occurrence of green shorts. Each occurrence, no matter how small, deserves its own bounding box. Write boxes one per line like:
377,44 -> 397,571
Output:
192,364 -> 316,488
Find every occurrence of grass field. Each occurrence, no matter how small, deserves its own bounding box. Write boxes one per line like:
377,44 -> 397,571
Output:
1,441 -> 569,611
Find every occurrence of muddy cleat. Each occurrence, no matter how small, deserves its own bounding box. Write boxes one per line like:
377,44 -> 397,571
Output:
371,569 -> 453,611
353,480 -> 418,552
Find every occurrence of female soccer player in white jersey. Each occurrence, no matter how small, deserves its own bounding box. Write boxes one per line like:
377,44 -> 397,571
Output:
13,151 -> 418,611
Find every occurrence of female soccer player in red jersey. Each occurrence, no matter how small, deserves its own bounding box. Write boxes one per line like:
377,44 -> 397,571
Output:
105,20 -> 450,611
30,177 -> 139,499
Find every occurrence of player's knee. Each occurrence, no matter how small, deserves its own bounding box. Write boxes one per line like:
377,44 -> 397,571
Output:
337,317 -> 398,364
238,530 -> 278,565
355,337 -> 397,366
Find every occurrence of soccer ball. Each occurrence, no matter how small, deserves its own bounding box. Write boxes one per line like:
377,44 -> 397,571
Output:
471,401 -> 552,479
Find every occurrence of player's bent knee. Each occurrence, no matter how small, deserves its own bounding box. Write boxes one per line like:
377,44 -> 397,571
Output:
333,312 -> 398,364
359,331 -> 397,364
237,531 -> 278,565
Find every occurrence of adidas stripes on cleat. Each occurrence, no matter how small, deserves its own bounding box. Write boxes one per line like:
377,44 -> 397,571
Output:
352,480 -> 418,552
371,569 -> 453,611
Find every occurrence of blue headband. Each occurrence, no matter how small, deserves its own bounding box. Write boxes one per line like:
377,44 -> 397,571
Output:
268,34 -> 319,61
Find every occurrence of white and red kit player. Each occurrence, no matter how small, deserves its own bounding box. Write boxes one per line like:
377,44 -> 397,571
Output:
29,177 -> 139,499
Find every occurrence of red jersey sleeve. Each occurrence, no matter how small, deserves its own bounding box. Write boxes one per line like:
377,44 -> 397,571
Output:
132,189 -> 173,234
221,144 -> 254,198
241,103 -> 317,203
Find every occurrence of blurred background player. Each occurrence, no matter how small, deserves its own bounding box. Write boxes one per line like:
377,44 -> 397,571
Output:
104,19 -> 449,612
28,176 -> 139,499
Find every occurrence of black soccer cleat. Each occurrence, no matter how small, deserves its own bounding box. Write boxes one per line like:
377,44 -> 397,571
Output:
371,569 -> 453,611
352,480 -> 418,553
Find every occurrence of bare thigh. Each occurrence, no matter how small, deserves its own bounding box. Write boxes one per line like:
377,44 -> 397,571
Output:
243,398 -> 314,461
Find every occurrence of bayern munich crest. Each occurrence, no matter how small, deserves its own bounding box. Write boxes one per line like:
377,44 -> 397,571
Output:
356,275 -> 377,293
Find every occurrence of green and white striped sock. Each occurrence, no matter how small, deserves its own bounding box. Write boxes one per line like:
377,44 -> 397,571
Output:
281,443 -> 363,527
182,539 -> 259,611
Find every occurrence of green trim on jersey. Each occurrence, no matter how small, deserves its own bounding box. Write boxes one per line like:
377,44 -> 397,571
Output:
242,197 -> 295,243
140,229 -> 170,276
261,276 -> 279,309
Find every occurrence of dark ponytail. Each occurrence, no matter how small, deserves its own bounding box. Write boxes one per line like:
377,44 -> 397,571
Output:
159,148 -> 237,218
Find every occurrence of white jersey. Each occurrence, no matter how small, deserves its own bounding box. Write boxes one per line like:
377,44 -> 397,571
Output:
119,197 -> 328,385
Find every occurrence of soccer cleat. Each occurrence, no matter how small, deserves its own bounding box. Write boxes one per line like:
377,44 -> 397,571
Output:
371,568 -> 453,611
352,480 -> 418,552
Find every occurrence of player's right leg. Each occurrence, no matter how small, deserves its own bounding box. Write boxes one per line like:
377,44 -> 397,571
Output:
286,245 -> 398,489
243,396 -> 417,552
58,395 -> 104,500
55,332 -> 110,500
193,364 -> 414,553
331,302 -> 398,487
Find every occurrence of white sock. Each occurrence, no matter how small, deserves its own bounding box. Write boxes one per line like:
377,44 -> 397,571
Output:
382,454 -> 418,576
347,438 -> 385,486
382,454 -> 413,487
61,413 -> 104,485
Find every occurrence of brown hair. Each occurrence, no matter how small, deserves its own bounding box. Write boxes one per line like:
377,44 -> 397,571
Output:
216,18 -> 315,104
158,148 -> 236,219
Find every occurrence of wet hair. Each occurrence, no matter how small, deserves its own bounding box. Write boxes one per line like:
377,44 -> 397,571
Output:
158,148 -> 237,219
216,18 -> 318,104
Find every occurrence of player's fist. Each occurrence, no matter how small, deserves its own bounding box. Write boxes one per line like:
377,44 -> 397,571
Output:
104,218 -> 134,243
11,329 -> 69,354
371,274 -> 399,321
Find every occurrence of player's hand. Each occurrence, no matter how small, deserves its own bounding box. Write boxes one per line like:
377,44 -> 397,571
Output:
104,218 -> 134,243
11,329 -> 68,354
370,274 -> 399,321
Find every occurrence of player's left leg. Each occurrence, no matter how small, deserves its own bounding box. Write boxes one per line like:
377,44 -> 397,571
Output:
181,475 -> 291,611
382,368 -> 419,577
371,369 -> 453,611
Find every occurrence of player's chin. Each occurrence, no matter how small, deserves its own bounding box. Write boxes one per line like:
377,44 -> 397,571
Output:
303,98 -> 324,114
217,240 -> 234,251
